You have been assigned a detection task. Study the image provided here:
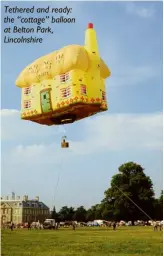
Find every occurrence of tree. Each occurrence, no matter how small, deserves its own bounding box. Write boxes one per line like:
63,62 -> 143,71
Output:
103,162 -> 155,222
159,190 -> 163,219
154,190 -> 163,220
58,206 -> 75,221
86,208 -> 95,222
67,207 -> 75,221
93,204 -> 103,220
51,206 -> 59,220
159,190 -> 163,205
73,206 -> 87,222
100,200 -> 114,221
85,204 -> 103,221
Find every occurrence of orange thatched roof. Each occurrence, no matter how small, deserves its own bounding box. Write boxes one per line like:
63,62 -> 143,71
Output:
16,45 -> 111,88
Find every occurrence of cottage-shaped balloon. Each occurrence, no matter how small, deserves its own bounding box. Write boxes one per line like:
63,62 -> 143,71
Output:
15,23 -> 111,125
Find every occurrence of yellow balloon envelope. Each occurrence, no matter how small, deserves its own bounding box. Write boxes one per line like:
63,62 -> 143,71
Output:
15,23 -> 111,126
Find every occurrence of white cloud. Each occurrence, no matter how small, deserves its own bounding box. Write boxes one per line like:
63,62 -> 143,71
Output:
1,109 -> 66,141
1,109 -> 162,208
71,112 -> 162,154
1,109 -> 162,165
125,3 -> 155,18
10,143 -> 70,165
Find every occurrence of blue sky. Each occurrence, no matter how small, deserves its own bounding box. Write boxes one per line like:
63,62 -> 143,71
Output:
1,1 -> 163,211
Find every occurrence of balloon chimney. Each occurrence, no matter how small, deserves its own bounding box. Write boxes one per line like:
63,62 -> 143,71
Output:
85,22 -> 99,57
88,23 -> 93,29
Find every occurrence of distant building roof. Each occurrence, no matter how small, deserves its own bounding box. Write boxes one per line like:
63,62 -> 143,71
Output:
1,195 -> 49,209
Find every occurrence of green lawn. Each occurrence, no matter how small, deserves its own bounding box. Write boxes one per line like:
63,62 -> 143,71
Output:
1,227 -> 163,256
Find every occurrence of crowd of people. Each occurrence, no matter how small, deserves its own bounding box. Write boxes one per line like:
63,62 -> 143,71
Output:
3,220 -> 163,232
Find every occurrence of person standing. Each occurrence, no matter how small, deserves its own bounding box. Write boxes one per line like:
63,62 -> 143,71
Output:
113,222 -> 116,231
10,221 -> 14,231
153,221 -> 158,231
72,221 -> 76,231
28,222 -> 31,230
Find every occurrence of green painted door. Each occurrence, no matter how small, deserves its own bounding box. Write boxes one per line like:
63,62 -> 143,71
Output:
40,90 -> 52,113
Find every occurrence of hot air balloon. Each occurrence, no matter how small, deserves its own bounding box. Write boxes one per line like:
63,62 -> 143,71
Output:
15,23 -> 111,127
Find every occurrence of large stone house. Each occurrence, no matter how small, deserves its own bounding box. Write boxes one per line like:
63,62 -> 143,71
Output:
1,193 -> 50,224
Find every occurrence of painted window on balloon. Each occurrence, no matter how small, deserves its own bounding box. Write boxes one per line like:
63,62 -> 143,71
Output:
80,84 -> 87,95
60,73 -> 70,83
102,91 -> 106,101
61,86 -> 71,98
24,86 -> 31,95
24,100 -> 31,109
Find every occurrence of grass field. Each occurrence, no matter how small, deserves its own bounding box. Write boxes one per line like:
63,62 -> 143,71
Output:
1,227 -> 163,256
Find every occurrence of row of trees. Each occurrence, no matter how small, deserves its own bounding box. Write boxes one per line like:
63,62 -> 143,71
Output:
51,162 -> 163,222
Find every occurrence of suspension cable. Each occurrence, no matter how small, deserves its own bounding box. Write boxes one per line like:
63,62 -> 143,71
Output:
114,184 -> 153,221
